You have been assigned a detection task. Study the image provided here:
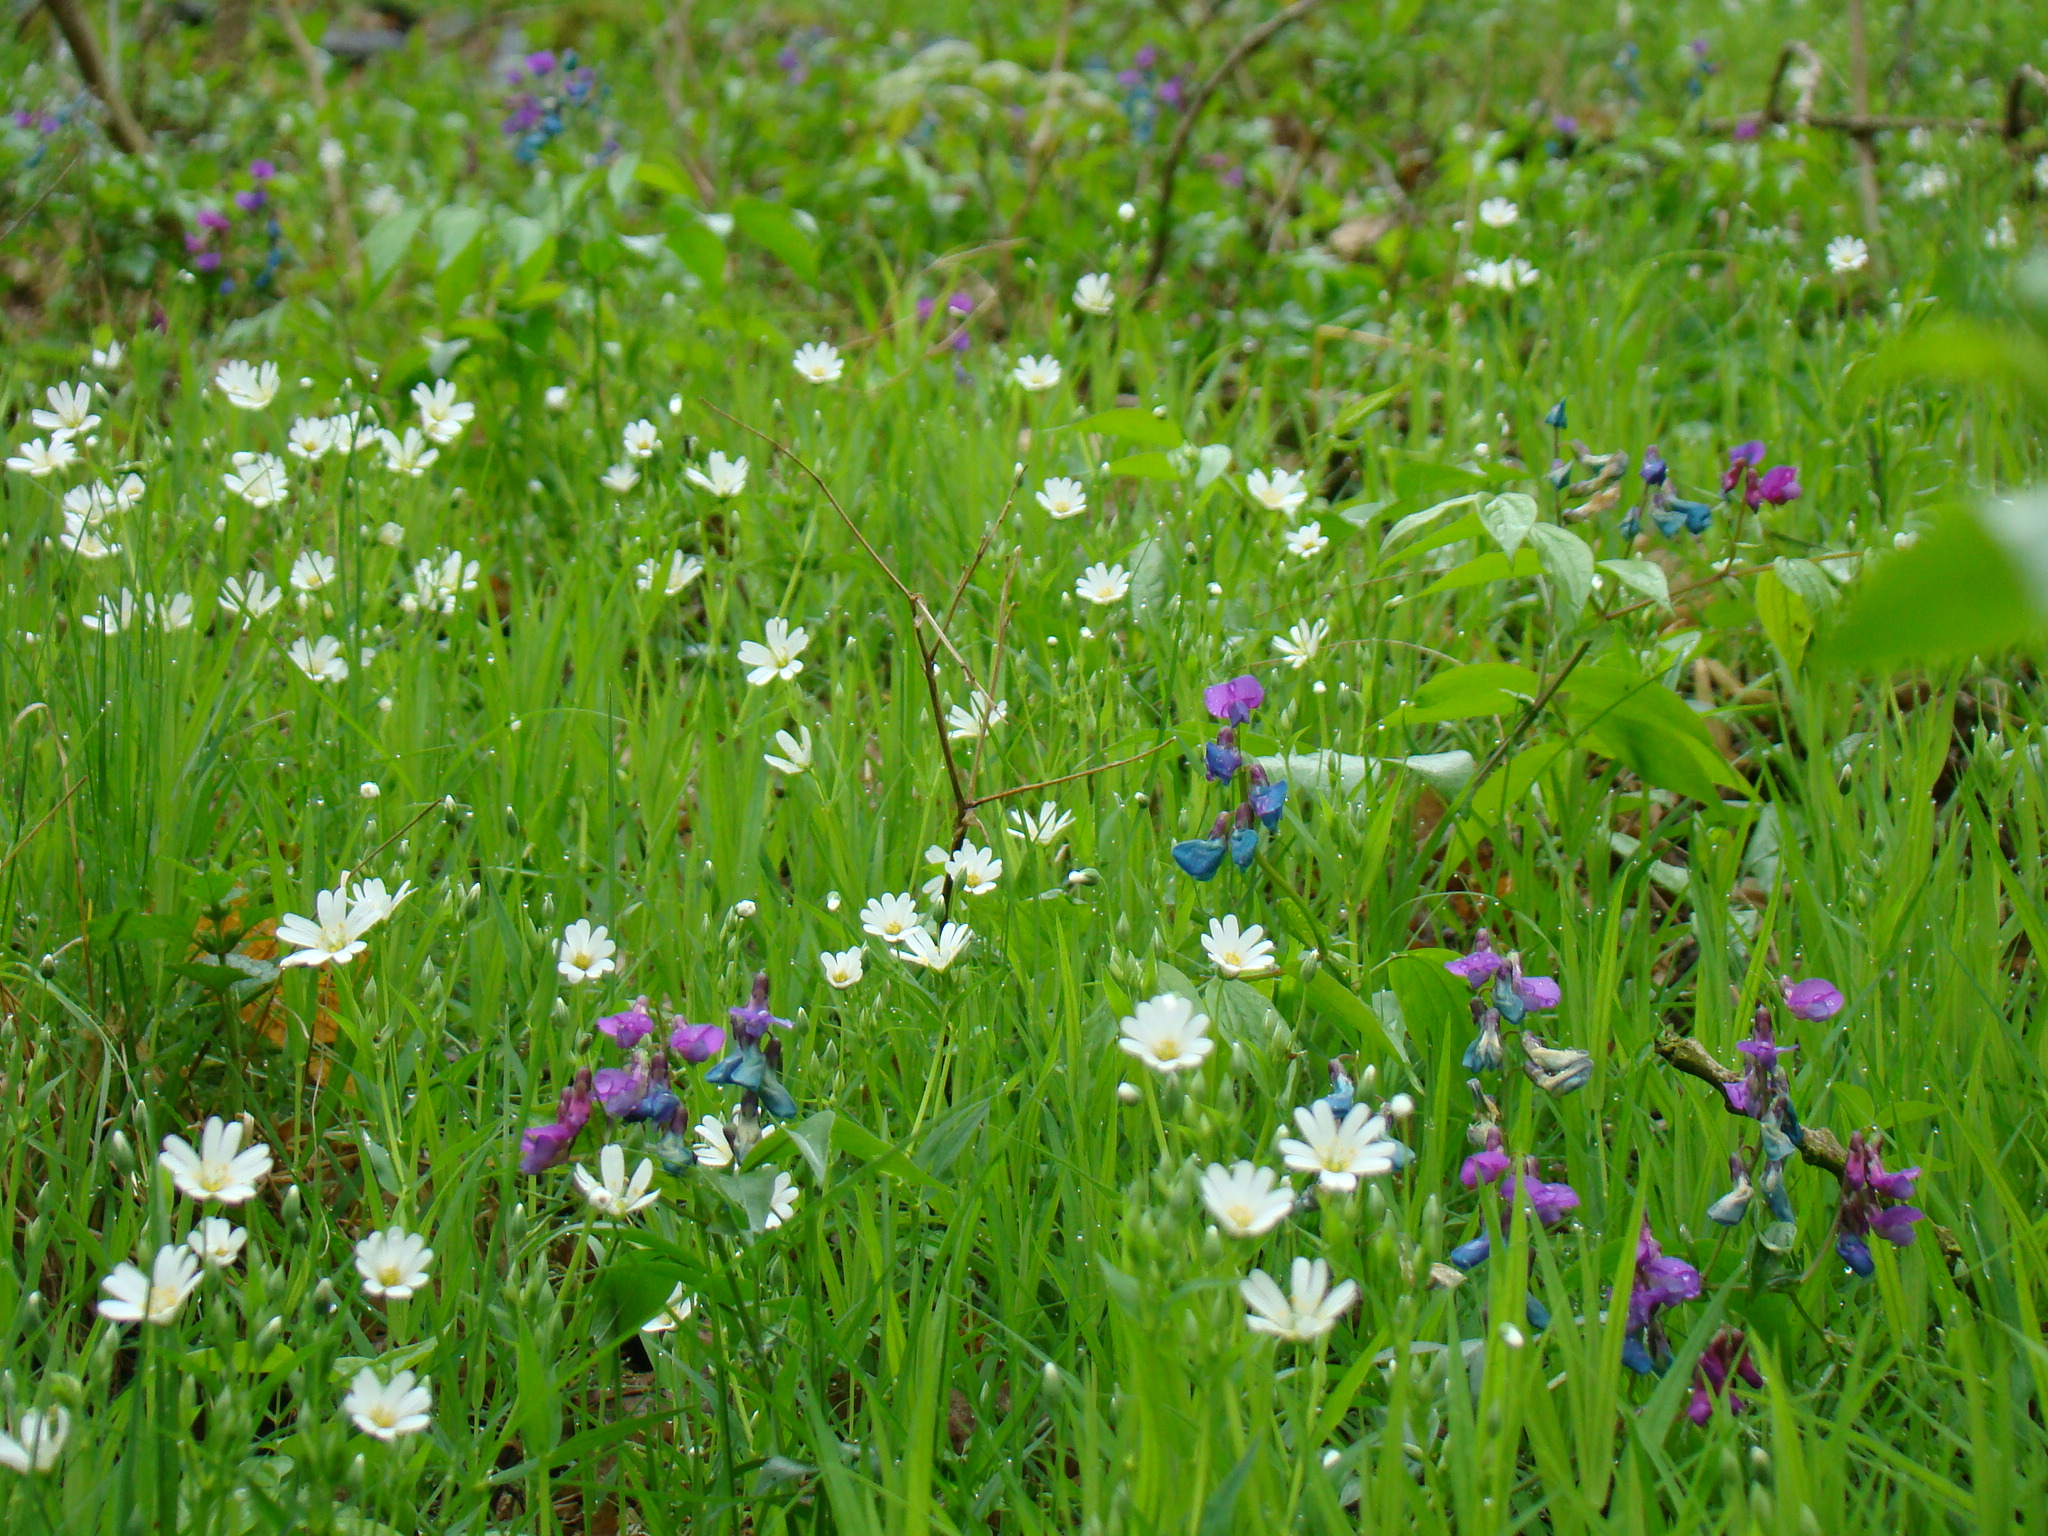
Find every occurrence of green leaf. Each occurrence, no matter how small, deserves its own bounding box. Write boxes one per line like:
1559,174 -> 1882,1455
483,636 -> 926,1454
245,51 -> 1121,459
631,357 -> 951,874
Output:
1561,667 -> 1747,802
1382,493 -> 1478,549
1527,522 -> 1595,618
1387,662 -> 1540,725
730,196 -> 818,280
1599,557 -> 1671,608
604,151 -> 642,204
1063,406 -> 1184,448
1413,547 -> 1542,598
1479,492 -> 1539,558
1128,534 -> 1171,618
89,909 -> 192,945
632,157 -> 693,196
1754,566 -> 1813,669
1771,556 -> 1836,610
428,205 -> 487,273
1825,499 -> 2041,668
361,206 -> 425,295
1106,450 -> 1179,479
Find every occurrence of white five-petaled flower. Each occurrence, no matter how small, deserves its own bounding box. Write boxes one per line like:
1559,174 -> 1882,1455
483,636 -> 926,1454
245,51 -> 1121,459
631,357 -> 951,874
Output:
1071,272 -> 1115,315
764,1170 -> 801,1229
290,549 -> 336,594
600,463 -> 641,493
80,589 -> 137,635
685,450 -> 749,498
949,842 -> 1004,894
276,879 -> 410,969
91,339 -> 125,370
544,384 -> 570,410
621,418 -> 662,459
792,341 -> 845,383
99,1244 -> 204,1326
574,1143 -> 660,1217
289,635 -> 350,684
641,1283 -> 696,1334
1036,476 -> 1088,519
899,921 -> 973,972
0,1407 -> 69,1474
354,1226 -> 435,1300
287,416 -> 338,459
377,427 -> 439,477
1284,520 -> 1329,560
159,1116 -> 273,1203
1277,1102 -> 1399,1192
8,436 -> 79,478
342,1369 -> 433,1441
402,550 -> 479,616
860,892 -> 920,944
185,1216 -> 248,1269
944,690 -> 1007,740
1011,354 -> 1062,392
636,550 -> 705,595
146,593 -> 193,632
32,382 -> 100,437
59,512 -> 120,560
764,726 -> 813,775
556,920 -> 617,984
820,945 -> 865,989
1273,617 -> 1329,670
1245,467 -> 1308,517
63,481 -> 117,524
219,572 -> 283,626
692,1115 -> 735,1169
1464,256 -> 1541,291
224,451 -> 290,508
738,617 -> 810,686
1117,993 -> 1213,1074
1201,1162 -> 1295,1239
1202,914 -> 1276,978
411,379 -> 474,445
1075,562 -> 1131,606
1006,800 -> 1075,845
1477,196 -> 1520,229
214,359 -> 281,410
1826,234 -> 1870,274
1241,1256 -> 1359,1341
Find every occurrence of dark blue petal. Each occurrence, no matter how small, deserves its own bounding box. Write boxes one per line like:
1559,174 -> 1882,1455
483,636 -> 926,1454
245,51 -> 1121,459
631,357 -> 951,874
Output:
1620,1335 -> 1656,1375
1249,779 -> 1288,829
1490,977 -> 1527,1026
1449,1233 -> 1492,1270
1171,838 -> 1226,881
1836,1232 -> 1874,1277
1204,742 -> 1243,783
1620,507 -> 1642,539
755,1067 -> 800,1121
1524,1294 -> 1553,1332
1228,827 -> 1261,868
1544,400 -> 1568,429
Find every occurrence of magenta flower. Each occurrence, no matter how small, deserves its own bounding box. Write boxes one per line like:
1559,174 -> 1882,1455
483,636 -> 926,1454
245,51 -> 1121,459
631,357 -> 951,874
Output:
1780,976 -> 1842,1021
249,159 -> 277,181
518,1067 -> 593,1174
1721,440 -> 1765,493
1460,1125 -> 1509,1188
597,997 -> 657,1048
1733,117 -> 1760,140
1203,674 -> 1264,724
1503,1165 -> 1580,1226
1687,1328 -> 1763,1425
1445,930 -> 1506,987
196,208 -> 232,232
669,1020 -> 727,1061
1746,464 -> 1801,509
1620,1218 -> 1701,1372
524,49 -> 558,75
593,1063 -> 649,1115
1836,1130 -> 1924,1274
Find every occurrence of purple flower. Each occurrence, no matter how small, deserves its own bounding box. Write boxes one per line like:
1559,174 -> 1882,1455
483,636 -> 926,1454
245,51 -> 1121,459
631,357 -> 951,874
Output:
1204,731 -> 1243,783
1445,930 -> 1505,986
727,971 -> 792,1044
1625,1218 -> 1701,1340
1837,1130 -> 1925,1267
598,997 -> 657,1048
503,99 -> 544,136
524,50 -> 558,76
1115,67 -> 1145,88
1203,675 -> 1264,724
1247,776 -> 1287,830
1514,973 -> 1561,1011
1639,445 -> 1667,487
193,251 -> 223,273
593,1064 -> 649,1115
669,1021 -> 727,1061
1461,1147 -> 1511,1187
1734,117 -> 1760,141
1687,1328 -> 1762,1425
518,1067 -> 593,1174
1133,44 -> 1160,70
1159,75 -> 1186,110
234,188 -> 266,214
249,159 -> 277,181
1747,464 -> 1801,508
196,207 -> 232,232
1552,114 -> 1578,135
1780,976 -> 1842,1021
1721,440 -> 1765,493
1734,1017 -> 1796,1071
1503,1166 -> 1580,1227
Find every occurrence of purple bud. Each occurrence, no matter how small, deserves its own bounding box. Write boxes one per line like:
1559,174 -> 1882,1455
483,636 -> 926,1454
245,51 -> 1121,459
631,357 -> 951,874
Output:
1780,977 -> 1842,1020
249,159 -> 277,181
669,1021 -> 727,1061
1460,1147 -> 1511,1187
524,50 -> 557,76
1721,440 -> 1765,492
597,997 -> 656,1047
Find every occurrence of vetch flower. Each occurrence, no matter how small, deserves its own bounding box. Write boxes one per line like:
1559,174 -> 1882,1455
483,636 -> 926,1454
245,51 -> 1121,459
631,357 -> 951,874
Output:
1621,1218 -> 1702,1373
519,1068 -> 595,1174
223,451 -> 290,507
684,450 -> 748,497
1202,915 -> 1275,978
1687,1328 -> 1764,1426
820,946 -> 865,989
1241,1256 -> 1358,1341
214,359 -> 281,409
1117,993 -> 1213,1074
32,382 -> 100,436
6,437 -> 79,478
557,920 -> 617,984
900,921 -> 974,971
597,998 -> 657,1048
793,342 -> 845,383
1825,235 -> 1869,274
861,892 -> 921,943
185,1216 -> 247,1269
1075,562 -> 1130,605
764,726 -> 813,775
99,1244 -> 204,1326
1200,1161 -> 1294,1238
764,1170 -> 801,1228
573,1143 -> 661,1217
1272,617 -> 1329,669
621,418 -> 661,459
342,1369 -> 433,1441
288,635 -> 350,684
1780,976 -> 1843,1020
160,1117 -> 273,1204
1006,800 -> 1075,845
1283,521 -> 1328,559
1835,1129 -> 1924,1275
636,550 -> 705,595
1245,467 -> 1307,516
1278,1101 -> 1400,1192
1072,272 -> 1115,315
1036,476 -> 1087,518
411,379 -> 474,445
1010,354 -> 1062,392
1203,674 -> 1264,724
0,1407 -> 69,1474
354,1227 -> 434,1300
739,617 -> 810,685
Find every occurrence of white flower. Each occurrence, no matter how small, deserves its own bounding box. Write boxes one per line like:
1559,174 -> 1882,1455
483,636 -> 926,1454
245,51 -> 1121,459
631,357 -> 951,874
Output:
401,550 -> 480,616
1117,993 -> 1213,1074
185,1217 -> 247,1269
214,359 -> 281,410
641,1283 -> 696,1334
7,437 -> 79,478
944,690 -> 1007,739
377,427 -> 438,476
1273,617 -> 1329,669
113,472 -> 144,511
636,550 -> 705,595
764,726 -> 813,775
58,512 -> 120,560
289,635 -> 350,684
793,341 -> 845,383
1241,1256 -> 1359,1341
346,878 -> 416,927
1477,196 -> 1520,228
290,550 -> 336,593
621,418 -> 662,459
557,919 -> 617,984
1202,915 -> 1276,978
0,1408 -> 69,1474
80,589 -> 136,634
860,892 -> 921,944
223,451 -> 290,507
286,416 -> 338,459
764,1170 -> 801,1229
899,921 -> 973,971
1283,521 -> 1328,560
219,572 -> 283,626
1072,272 -> 1115,315
573,1144 -> 660,1217
1006,800 -> 1075,845
1075,562 -> 1130,605
354,1226 -> 434,1300
342,1368 -> 433,1441
1463,256 -> 1541,291
738,616 -> 810,686
1245,467 -> 1308,516
947,842 -> 1003,895
1036,476 -> 1088,519
32,382 -> 100,436
91,338 -> 125,370
1011,354 -> 1062,392
600,463 -> 641,493
1904,163 -> 1953,201
692,1115 -> 735,1168
1986,214 -> 2019,252
63,481 -> 116,524
1200,1162 -> 1294,1239
146,593 -> 193,632
685,450 -> 749,498
544,384 -> 570,410
1277,1102 -> 1399,1192
1826,235 -> 1870,274
820,945 -> 865,989
276,882 -> 401,968
411,379 -> 474,445
99,1244 -> 204,1326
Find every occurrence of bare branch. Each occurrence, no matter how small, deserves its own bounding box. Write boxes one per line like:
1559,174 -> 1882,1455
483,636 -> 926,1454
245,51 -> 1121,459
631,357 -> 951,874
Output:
42,0 -> 150,156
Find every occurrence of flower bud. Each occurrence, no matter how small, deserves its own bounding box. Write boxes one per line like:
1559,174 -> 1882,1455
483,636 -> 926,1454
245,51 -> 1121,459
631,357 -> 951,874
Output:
1115,1082 -> 1139,1104
1040,1361 -> 1062,1399
281,1184 -> 305,1234
106,1129 -> 137,1176
1296,949 -> 1319,982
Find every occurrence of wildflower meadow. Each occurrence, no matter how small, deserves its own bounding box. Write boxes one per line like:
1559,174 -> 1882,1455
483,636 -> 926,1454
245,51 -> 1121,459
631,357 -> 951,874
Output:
5,1 -> 2048,1531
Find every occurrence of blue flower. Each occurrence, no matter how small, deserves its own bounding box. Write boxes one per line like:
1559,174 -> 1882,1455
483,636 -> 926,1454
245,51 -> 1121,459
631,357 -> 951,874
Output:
1248,777 -> 1287,829
1651,499 -> 1713,537
1228,826 -> 1260,868
1172,838 -> 1226,881
1544,400 -> 1568,430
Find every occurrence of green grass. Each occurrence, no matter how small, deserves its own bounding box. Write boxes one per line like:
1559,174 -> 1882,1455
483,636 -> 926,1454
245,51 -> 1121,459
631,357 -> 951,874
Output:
2,1 -> 2047,1531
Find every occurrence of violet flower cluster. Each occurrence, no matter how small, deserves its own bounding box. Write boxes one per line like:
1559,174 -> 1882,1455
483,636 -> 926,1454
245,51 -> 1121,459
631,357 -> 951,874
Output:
1720,440 -> 1802,512
502,50 -> 601,164
1688,1327 -> 1762,1424
1113,44 -> 1185,143
1705,975 -> 1841,1250
1622,442 -> 1715,539
1620,1217 -> 1704,1375
1835,1130 -> 1924,1276
1444,930 -> 1574,1081
186,161 -> 284,290
1171,676 -> 1288,881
